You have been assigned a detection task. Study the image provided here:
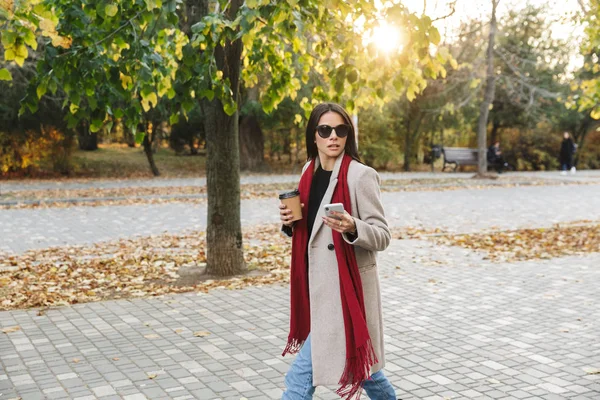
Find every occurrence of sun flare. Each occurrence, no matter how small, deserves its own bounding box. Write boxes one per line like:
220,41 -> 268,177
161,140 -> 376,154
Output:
370,22 -> 402,54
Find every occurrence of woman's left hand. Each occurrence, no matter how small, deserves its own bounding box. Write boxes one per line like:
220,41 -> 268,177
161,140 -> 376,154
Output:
322,211 -> 357,234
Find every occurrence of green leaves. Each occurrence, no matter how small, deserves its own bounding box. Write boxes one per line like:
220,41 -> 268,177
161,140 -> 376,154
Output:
105,4 -> 118,17
144,0 -> 162,11
37,81 -> 48,99
135,131 -> 145,144
4,41 -> 28,66
223,100 -> 237,116
0,68 -> 12,81
1,31 -> 17,47
90,119 -> 104,133
23,30 -> 37,51
428,27 -> 441,46
406,84 -> 419,101
11,0 -> 453,149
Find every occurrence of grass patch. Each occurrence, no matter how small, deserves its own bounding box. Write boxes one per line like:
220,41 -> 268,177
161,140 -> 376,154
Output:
71,144 -> 207,178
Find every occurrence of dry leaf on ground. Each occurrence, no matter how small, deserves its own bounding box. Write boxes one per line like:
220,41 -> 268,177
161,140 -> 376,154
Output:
0,224 -> 291,310
4,180 -> 596,210
429,222 -> 600,262
144,334 -> 160,339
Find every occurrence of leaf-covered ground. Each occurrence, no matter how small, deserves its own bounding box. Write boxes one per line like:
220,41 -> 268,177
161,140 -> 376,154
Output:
2,178 -> 595,209
428,222 -> 600,262
2,221 -> 598,311
0,224 -> 291,311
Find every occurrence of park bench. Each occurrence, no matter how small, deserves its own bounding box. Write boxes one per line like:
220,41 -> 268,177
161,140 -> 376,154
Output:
442,147 -> 478,171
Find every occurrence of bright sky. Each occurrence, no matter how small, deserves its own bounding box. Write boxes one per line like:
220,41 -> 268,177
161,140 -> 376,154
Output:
391,0 -> 585,69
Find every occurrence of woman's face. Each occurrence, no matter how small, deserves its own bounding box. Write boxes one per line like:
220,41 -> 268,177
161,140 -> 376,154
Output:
564,132 -> 570,139
314,111 -> 348,160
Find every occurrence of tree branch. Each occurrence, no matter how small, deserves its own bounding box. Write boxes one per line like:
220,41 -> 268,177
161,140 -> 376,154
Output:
432,0 -> 457,22
494,48 -> 561,98
57,11 -> 143,58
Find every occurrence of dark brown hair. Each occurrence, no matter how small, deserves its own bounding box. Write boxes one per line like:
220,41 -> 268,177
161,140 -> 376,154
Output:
305,103 -> 361,162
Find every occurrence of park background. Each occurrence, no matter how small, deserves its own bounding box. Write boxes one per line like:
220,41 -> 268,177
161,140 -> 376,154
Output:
1,1 -> 600,400
1,0 -> 600,179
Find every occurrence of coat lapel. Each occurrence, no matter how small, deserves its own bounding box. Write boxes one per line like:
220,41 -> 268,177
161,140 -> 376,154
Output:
308,152 -> 345,246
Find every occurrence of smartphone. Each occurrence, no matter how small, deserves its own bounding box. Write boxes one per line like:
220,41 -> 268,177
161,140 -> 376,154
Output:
323,203 -> 345,220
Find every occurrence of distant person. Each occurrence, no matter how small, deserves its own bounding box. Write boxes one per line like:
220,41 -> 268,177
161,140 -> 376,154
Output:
487,140 -> 509,173
560,132 -> 576,175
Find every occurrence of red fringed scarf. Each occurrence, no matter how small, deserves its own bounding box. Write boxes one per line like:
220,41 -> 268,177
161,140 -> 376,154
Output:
282,154 -> 378,400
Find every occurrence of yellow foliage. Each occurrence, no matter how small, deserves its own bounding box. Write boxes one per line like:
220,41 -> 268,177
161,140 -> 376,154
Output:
0,127 -> 69,175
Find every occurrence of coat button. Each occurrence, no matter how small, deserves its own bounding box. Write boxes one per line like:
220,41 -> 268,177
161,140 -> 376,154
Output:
327,244 -> 335,251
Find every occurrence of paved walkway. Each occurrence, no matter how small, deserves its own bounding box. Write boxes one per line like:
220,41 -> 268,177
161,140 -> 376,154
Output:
2,170 -> 599,193
1,175 -> 599,399
1,239 -> 599,400
1,183 -> 600,254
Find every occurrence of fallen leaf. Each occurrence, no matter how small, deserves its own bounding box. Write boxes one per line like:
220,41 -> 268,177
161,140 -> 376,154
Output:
72,358 -> 80,363
144,334 -> 159,339
584,368 -> 600,375
2,326 -> 21,334
193,331 -> 211,337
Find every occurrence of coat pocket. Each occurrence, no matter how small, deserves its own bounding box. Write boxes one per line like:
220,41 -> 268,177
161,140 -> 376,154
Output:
358,263 -> 376,273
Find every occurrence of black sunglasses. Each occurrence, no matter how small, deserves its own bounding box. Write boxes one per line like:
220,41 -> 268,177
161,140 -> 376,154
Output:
316,124 -> 351,139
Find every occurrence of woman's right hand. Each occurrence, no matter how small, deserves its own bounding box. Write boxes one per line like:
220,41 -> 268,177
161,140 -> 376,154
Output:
280,203 -> 303,226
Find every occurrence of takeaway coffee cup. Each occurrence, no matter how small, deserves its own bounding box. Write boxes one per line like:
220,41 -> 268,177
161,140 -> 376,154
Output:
279,189 -> 302,221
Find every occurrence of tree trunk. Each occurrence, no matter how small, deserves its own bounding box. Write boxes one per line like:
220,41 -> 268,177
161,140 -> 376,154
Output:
403,101 -> 412,171
239,115 -> 265,170
476,0 -> 499,175
404,127 -> 412,171
200,0 -> 246,276
490,118 -> 500,145
143,125 -> 160,176
283,133 -> 291,162
294,127 -> 301,163
125,125 -> 136,147
574,112 -> 597,166
403,101 -> 424,171
151,121 -> 162,154
189,136 -> 198,155
77,121 -> 98,151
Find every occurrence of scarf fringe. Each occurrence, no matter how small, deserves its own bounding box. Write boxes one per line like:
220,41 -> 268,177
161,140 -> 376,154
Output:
335,339 -> 379,400
281,337 -> 305,357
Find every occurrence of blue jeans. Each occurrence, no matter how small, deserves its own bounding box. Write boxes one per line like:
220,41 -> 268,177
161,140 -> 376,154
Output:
282,334 -> 396,399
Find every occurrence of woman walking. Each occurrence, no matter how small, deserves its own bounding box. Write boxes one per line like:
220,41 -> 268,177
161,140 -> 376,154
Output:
559,132 -> 576,175
278,103 -> 395,400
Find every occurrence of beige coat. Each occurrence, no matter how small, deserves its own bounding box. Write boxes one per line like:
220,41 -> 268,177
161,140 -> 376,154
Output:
287,152 -> 391,386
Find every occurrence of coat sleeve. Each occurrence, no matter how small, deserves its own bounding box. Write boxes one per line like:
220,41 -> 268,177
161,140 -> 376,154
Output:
342,167 -> 391,251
